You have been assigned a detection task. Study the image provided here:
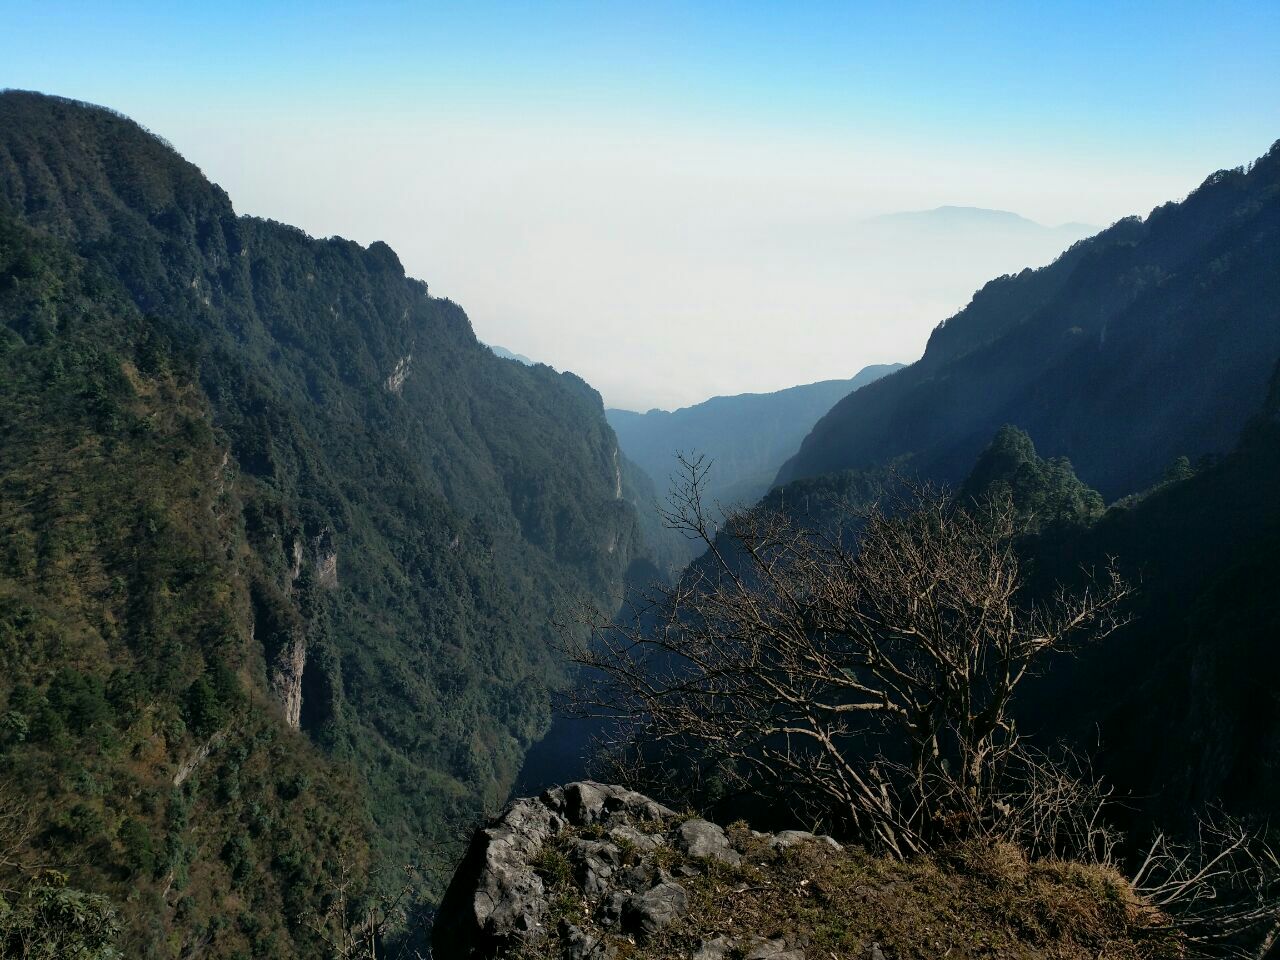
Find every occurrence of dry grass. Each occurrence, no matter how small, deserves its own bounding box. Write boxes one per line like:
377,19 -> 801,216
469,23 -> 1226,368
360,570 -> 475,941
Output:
523,822 -> 1184,960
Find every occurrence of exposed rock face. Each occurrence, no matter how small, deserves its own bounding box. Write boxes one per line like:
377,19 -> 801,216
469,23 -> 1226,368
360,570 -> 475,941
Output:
622,879 -> 688,939
252,584 -> 309,731
434,782 -> 1170,958
312,528 -> 338,589
269,632 -> 306,730
385,353 -> 412,394
270,530 -> 330,728
288,537 -> 304,584
432,782 -> 838,959
172,731 -> 225,786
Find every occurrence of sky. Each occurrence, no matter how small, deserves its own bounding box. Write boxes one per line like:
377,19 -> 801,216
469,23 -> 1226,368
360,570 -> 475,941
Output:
3,1 -> 1279,409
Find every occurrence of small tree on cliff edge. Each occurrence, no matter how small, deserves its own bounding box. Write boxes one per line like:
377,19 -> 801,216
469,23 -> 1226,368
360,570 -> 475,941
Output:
568,456 -> 1131,860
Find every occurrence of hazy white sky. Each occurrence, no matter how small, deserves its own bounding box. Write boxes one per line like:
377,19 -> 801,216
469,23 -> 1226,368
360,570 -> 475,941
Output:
4,2 -> 1278,409
167,110 -> 1266,409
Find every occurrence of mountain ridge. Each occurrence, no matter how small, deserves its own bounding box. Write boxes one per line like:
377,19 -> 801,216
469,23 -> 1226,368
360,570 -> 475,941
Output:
607,364 -> 902,570
487,343 -> 535,365
608,373 -> 895,418
779,141 -> 1280,499
866,204 -> 1095,234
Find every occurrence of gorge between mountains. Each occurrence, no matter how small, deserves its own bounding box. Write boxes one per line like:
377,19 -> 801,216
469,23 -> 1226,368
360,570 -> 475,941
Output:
0,88 -> 1278,959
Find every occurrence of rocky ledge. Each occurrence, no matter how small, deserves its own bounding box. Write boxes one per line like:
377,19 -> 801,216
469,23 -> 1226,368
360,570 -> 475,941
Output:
432,781 -> 1179,960
431,781 -> 839,960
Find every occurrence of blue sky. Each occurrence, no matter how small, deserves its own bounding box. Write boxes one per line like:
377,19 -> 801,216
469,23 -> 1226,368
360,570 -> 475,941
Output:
4,1 -> 1278,407
7,2 -> 1277,149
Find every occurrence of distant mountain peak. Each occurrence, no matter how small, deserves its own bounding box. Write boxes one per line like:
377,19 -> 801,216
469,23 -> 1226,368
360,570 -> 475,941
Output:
867,206 -> 1092,233
610,369 -> 905,420
487,343 -> 536,365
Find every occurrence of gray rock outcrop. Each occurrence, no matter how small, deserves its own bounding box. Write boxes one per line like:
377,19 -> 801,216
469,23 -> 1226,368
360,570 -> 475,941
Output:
432,781 -> 838,959
676,818 -> 742,865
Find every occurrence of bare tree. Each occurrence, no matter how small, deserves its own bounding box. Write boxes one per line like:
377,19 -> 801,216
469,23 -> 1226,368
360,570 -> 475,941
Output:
1132,812 -> 1280,958
568,457 -> 1131,858
308,859 -> 428,960
0,782 -> 40,893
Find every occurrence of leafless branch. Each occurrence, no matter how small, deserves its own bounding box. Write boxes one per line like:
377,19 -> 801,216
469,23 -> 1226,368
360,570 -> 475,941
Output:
1132,810 -> 1280,955
565,462 -> 1132,859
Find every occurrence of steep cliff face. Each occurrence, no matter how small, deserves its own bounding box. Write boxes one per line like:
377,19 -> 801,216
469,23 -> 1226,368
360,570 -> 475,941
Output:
0,90 -> 642,956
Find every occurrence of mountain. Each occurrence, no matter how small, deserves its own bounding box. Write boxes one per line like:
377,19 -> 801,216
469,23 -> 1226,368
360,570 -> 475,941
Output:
942,374 -> 1280,837
867,204 -> 1094,239
487,344 -> 535,365
0,90 -> 641,957
607,365 -> 902,568
618,146 -> 1280,843
779,143 -> 1280,500
755,393 -> 1280,847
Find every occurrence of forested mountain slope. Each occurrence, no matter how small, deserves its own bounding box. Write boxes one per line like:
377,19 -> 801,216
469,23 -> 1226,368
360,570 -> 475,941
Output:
779,141 -> 1280,499
866,391 -> 1280,838
0,91 -> 640,957
0,212 -> 371,958
1010,365 -> 1280,833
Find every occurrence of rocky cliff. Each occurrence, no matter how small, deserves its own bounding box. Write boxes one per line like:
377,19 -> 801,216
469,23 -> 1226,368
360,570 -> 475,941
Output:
432,783 -> 1177,960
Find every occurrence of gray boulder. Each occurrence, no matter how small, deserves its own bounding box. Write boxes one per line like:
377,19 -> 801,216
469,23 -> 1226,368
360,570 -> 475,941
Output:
676,818 -> 742,866
771,830 -> 843,852
608,823 -> 663,852
693,935 -> 736,959
431,797 -> 564,958
621,879 -> 689,940
595,890 -> 627,930
569,838 -> 622,895
744,938 -> 806,960
546,781 -> 675,827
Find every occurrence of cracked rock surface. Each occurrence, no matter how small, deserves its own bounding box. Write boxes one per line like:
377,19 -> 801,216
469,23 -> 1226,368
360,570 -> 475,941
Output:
431,781 -> 836,959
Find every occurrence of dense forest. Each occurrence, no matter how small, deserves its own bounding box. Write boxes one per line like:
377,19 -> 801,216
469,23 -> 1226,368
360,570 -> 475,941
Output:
0,91 -> 645,957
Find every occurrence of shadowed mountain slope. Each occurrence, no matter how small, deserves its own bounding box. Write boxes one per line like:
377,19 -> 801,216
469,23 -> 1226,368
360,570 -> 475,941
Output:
780,142 -> 1280,500
609,365 -> 902,509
